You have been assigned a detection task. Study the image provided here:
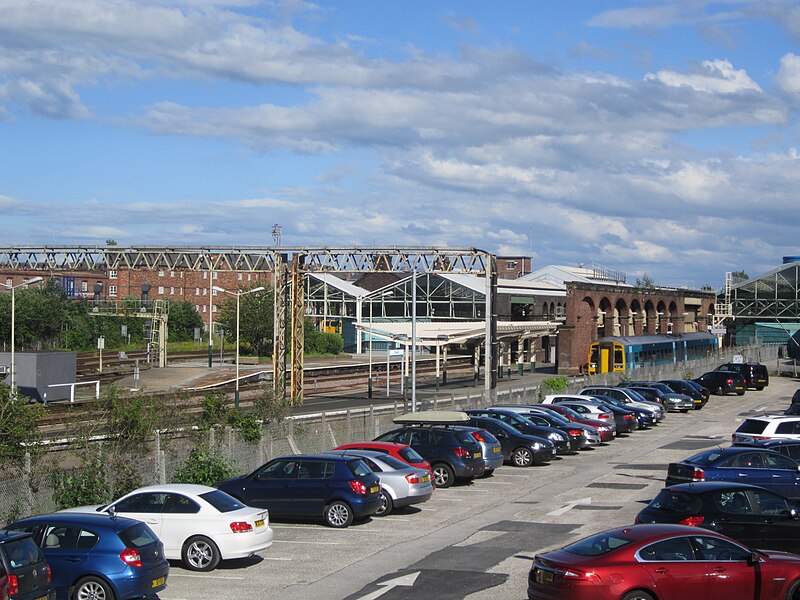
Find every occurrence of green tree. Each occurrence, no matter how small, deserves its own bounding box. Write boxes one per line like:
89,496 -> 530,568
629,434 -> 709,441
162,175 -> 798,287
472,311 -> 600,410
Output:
166,299 -> 204,342
731,270 -> 749,282
635,273 -> 655,289
0,384 -> 46,465
218,284 -> 274,356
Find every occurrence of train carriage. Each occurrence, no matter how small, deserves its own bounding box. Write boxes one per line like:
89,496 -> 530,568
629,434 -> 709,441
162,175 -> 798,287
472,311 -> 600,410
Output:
587,332 -> 718,374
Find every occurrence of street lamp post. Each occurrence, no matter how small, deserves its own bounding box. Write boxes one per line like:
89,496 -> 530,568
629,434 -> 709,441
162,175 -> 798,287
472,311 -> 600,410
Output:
2,276 -> 43,393
213,285 -> 265,408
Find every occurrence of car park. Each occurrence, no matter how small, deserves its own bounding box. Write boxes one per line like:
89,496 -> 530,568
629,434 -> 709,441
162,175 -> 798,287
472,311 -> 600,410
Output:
660,379 -> 709,408
528,523 -> 800,600
528,403 -> 616,441
217,455 -> 381,528
464,415 -> 556,466
464,409 -> 571,454
0,529 -> 54,600
636,481 -> 800,552
374,417 -> 485,488
666,446 -> 800,499
491,406 -> 597,449
733,416 -> 800,443
622,381 -> 695,412
8,512 -> 167,600
333,441 -> 433,480
715,362 -> 769,390
694,370 -> 746,395
65,484 -> 273,570
325,450 -> 433,516
577,386 -> 665,420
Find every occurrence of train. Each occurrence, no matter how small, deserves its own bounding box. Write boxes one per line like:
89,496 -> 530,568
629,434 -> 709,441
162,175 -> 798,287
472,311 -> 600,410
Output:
587,332 -> 718,375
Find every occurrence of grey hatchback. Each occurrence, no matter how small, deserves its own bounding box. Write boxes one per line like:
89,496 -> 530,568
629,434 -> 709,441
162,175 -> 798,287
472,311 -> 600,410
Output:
0,530 -> 54,600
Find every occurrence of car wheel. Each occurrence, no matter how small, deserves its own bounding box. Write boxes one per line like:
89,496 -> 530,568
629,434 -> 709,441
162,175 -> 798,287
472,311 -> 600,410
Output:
432,463 -> 455,488
324,500 -> 354,528
511,447 -> 534,467
785,578 -> 800,600
737,391 -> 746,396
182,535 -> 221,571
680,409 -> 690,413
717,385 -> 724,395
621,591 -> 655,600
72,576 -> 115,600
756,386 -> 765,391
482,468 -> 494,478
375,489 -> 393,517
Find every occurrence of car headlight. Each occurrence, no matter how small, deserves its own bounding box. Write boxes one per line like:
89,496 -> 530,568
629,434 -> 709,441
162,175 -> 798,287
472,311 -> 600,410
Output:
532,442 -> 542,450
548,432 -> 565,441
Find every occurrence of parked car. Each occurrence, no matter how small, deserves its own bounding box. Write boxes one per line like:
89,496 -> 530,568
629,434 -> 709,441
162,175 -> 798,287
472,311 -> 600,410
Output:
577,386 -> 665,420
0,529 -> 54,600
733,438 -> 800,462
464,415 -> 556,467
462,427 -> 505,476
660,379 -> 709,409
463,409 -> 571,454
374,424 -> 485,488
541,394 -> 640,432
325,450 -> 433,516
733,416 -> 800,444
623,382 -> 694,412
793,388 -> 800,404
528,523 -> 800,600
65,484 -> 273,570
715,362 -> 770,390
588,394 -> 656,429
556,400 -> 638,434
665,446 -> 800,499
788,404 -> 800,416
636,481 -> 800,553
333,441 -> 433,480
217,455 -> 381,528
490,406 -> 597,449
528,403 -> 616,442
694,370 -> 746,395
8,512 -> 167,600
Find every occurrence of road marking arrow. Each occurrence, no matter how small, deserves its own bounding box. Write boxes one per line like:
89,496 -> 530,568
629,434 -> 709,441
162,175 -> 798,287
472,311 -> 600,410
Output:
547,497 -> 592,517
357,572 -> 420,600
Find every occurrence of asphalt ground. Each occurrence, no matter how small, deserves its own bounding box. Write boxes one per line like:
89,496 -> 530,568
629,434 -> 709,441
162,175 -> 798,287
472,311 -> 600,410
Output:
145,374 -> 800,600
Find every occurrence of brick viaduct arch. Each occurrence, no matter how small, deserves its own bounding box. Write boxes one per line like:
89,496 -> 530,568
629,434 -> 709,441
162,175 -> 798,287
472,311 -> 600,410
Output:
557,282 -> 716,375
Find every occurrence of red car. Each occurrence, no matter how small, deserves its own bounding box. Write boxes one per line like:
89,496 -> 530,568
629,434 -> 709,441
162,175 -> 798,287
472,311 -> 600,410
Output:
532,404 -> 615,442
334,442 -> 433,480
528,524 -> 800,600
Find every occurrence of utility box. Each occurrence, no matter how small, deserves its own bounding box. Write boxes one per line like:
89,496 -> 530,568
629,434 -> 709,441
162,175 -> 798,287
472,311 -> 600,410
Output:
0,351 -> 77,403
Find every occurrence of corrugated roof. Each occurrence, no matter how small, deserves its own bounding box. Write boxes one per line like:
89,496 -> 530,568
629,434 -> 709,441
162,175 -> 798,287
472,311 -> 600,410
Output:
355,320 -> 559,346
308,273 -> 369,297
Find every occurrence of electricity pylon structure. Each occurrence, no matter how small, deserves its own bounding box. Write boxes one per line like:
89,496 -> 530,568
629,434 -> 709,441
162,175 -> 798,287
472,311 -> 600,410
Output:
0,246 -> 496,405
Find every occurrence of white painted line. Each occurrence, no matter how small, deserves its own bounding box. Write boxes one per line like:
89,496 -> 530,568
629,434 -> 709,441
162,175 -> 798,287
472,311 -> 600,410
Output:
260,557 -> 294,561
169,573 -> 244,580
482,481 -> 513,485
273,540 -> 341,545
491,473 -> 531,477
376,517 -> 411,522
417,508 -> 438,511
547,497 -> 592,517
436,498 -> 463,502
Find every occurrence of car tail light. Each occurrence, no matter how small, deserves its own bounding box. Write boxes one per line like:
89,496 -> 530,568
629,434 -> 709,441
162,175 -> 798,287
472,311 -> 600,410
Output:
349,480 -> 368,495
563,569 -> 601,582
598,414 -> 610,419
692,467 -> 705,481
568,429 -> 583,437
405,473 -> 420,484
230,521 -> 254,533
120,547 -> 143,568
623,415 -> 634,421
727,378 -> 734,385
7,574 -> 17,596
45,563 -> 51,584
453,447 -> 470,458
471,432 -> 486,443
680,516 -> 705,526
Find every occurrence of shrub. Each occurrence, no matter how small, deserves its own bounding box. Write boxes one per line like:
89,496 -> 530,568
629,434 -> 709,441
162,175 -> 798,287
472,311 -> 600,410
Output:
173,447 -> 235,487
201,391 -> 230,427
51,454 -> 109,510
227,408 -> 262,443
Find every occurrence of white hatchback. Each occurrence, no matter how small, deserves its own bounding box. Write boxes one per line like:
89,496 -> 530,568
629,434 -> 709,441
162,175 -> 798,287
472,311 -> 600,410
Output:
64,483 -> 273,571
733,416 -> 800,444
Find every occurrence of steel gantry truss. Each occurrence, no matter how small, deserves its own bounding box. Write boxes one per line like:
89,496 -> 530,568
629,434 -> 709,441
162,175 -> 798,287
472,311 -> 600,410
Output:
0,246 -> 497,404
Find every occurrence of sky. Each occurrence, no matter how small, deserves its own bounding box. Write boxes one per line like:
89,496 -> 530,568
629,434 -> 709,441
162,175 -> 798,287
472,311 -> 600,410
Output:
1,0 -> 799,289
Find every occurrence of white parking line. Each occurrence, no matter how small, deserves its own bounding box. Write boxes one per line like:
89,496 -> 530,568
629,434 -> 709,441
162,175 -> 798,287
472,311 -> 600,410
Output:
261,557 -> 294,561
376,517 -> 411,522
169,574 -> 244,580
273,540 -> 341,545
436,498 -> 463,502
491,473 -> 530,477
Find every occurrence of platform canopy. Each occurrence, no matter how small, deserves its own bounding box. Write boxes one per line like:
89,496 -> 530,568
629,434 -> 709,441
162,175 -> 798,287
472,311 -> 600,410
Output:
354,320 -> 558,347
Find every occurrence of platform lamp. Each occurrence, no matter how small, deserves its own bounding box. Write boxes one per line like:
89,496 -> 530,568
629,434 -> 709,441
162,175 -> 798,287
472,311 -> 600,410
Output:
212,285 -> 265,408
2,276 -> 43,393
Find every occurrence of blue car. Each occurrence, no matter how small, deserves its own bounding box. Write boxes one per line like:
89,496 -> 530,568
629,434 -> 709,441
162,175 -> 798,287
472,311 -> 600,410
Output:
666,446 -> 800,499
7,512 -> 168,600
216,453 -> 383,528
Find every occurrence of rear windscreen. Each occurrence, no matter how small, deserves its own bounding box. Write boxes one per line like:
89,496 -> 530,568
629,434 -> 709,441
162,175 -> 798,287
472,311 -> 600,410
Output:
564,532 -> 634,556
398,447 -> 425,463
5,537 -> 42,568
200,490 -> 246,513
347,459 -> 373,477
376,454 -> 412,470
685,449 -> 724,466
735,420 -> 768,434
119,523 -> 159,548
650,490 -> 702,513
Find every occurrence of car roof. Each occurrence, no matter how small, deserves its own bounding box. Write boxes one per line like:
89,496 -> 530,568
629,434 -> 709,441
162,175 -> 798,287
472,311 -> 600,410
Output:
0,529 -> 34,543
589,523 -> 720,542
742,415 -> 800,422
687,446 -> 786,459
664,481 -> 767,493
326,449 -> 400,462
736,439 -> 800,447
337,441 -> 410,451
12,512 -> 142,530
122,483 -> 218,496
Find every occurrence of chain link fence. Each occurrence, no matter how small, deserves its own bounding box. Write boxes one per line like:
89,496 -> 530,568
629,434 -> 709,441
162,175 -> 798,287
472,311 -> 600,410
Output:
1,343 -> 780,522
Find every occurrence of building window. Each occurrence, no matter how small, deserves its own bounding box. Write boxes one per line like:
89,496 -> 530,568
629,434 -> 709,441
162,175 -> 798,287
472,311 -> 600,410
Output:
5,278 -> 12,287
203,272 -> 207,279
170,287 -> 175,295
170,271 -> 175,278
109,286 -> 118,297
238,273 -> 243,281
81,280 -> 88,292
212,272 -> 218,279
158,286 -> 164,295
506,261 -> 517,268
158,270 -> 164,277
247,274 -> 252,281
212,305 -> 217,313
212,288 -> 218,296
180,272 -> 184,278
203,305 -> 207,313
109,270 -> 117,279
195,287 -> 200,295
203,288 -> 207,296
195,305 -> 200,312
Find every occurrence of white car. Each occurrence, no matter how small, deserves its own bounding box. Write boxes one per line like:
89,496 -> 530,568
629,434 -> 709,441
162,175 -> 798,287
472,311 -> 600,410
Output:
733,415 -> 800,444
63,483 -> 273,571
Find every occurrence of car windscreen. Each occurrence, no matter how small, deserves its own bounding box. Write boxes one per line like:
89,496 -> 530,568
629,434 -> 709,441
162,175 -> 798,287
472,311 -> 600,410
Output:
398,447 -> 426,463
536,411 -> 570,425
735,420 -> 768,434
650,490 -> 703,513
200,489 -> 246,513
347,459 -> 373,477
4,537 -> 43,568
564,531 -> 635,556
119,522 -> 159,548
556,406 -> 582,419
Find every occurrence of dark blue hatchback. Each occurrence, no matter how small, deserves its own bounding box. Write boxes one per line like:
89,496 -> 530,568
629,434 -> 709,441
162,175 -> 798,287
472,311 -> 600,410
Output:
7,512 -> 168,600
216,453 -> 382,528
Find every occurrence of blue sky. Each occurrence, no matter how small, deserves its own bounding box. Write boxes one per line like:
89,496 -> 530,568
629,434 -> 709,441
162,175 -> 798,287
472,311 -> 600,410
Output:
2,0 -> 800,288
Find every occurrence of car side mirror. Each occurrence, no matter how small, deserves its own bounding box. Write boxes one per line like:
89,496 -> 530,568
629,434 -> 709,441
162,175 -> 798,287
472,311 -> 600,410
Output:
496,432 -> 507,439
746,552 -> 759,567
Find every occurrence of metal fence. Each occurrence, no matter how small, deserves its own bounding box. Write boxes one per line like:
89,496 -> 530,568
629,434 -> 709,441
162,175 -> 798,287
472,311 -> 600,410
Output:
0,343 -> 780,522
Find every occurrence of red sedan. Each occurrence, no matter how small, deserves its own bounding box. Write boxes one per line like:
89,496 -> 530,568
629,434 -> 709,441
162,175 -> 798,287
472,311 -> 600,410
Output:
528,524 -> 800,600
334,441 -> 433,480
533,404 -> 616,442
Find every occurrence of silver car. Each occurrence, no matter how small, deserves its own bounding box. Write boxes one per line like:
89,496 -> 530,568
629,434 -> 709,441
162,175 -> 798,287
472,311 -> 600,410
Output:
328,450 -> 433,516
459,426 -> 505,474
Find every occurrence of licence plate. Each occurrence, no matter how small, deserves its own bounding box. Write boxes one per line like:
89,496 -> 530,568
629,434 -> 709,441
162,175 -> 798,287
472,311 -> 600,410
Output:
492,446 -> 501,453
534,569 -> 554,583
35,596 -> 47,600
370,486 -> 379,494
421,475 -> 429,483
152,577 -> 165,588
473,452 -> 481,459
254,519 -> 265,528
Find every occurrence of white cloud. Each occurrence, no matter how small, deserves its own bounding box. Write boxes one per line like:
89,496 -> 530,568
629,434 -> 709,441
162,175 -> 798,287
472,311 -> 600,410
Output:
777,53 -> 800,97
645,59 -> 762,94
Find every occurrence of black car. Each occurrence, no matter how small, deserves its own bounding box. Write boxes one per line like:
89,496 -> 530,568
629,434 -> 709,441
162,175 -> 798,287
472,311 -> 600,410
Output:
660,379 -> 708,409
512,408 -> 595,450
583,394 -> 655,429
558,400 -> 638,434
793,389 -> 800,404
733,438 -> 800,462
374,426 -> 485,487
0,530 -> 54,600
464,416 -> 555,466
464,409 -> 571,454
636,482 -> 800,553
693,370 -> 746,395
715,362 -> 769,390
